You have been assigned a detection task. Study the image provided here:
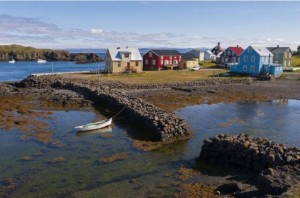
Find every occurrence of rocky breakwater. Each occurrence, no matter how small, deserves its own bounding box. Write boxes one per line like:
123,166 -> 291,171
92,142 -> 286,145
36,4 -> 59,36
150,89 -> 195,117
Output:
199,134 -> 300,172
20,75 -> 190,142
199,134 -> 300,197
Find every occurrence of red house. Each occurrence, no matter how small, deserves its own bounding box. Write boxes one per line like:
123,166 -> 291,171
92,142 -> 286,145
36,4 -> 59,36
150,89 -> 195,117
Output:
143,49 -> 182,70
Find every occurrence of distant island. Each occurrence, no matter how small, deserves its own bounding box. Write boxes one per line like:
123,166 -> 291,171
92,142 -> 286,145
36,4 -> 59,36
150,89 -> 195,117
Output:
0,44 -> 102,63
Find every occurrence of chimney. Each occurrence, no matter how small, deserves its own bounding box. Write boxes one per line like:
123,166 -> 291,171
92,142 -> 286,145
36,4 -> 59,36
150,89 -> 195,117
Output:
277,45 -> 279,48
218,42 -> 220,48
126,45 -> 128,49
237,45 -> 239,47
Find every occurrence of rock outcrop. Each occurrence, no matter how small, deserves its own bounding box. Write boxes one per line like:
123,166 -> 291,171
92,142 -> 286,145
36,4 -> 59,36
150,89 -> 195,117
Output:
200,134 -> 300,172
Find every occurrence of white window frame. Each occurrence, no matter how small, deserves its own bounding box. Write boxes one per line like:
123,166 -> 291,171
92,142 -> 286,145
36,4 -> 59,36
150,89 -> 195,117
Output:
250,65 -> 255,72
145,59 -> 148,64
164,60 -> 169,65
161,56 -> 164,59
243,65 -> 247,71
149,52 -> 152,57
152,59 -> 156,65
248,48 -> 252,53
244,56 -> 248,62
251,56 -> 255,62
161,60 -> 163,65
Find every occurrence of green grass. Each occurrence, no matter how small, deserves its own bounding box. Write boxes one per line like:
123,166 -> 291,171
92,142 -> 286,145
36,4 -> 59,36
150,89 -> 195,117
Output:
292,54 -> 300,67
199,60 -> 217,67
65,69 -> 237,84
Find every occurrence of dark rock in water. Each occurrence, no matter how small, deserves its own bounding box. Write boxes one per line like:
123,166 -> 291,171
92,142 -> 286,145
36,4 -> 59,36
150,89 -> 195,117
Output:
215,183 -> 242,195
199,134 -> 300,197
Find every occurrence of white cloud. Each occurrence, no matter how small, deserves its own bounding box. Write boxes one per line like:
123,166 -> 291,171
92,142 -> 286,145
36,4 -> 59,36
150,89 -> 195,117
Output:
91,29 -> 103,34
0,14 -> 298,50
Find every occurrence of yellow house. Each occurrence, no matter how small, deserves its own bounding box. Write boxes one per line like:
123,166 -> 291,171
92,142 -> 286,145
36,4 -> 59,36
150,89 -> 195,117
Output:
105,47 -> 143,73
181,53 -> 199,69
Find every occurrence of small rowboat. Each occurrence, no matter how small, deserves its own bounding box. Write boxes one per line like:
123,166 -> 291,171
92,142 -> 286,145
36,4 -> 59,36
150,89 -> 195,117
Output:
75,118 -> 112,132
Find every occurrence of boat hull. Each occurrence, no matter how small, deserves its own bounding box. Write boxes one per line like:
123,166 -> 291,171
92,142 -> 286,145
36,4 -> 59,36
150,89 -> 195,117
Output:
75,118 -> 112,132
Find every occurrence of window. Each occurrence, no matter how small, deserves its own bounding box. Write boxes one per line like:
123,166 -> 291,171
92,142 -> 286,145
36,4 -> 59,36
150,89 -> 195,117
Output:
244,56 -> 248,62
227,50 -> 231,56
251,56 -> 255,62
170,60 -> 172,64
173,60 -> 178,65
145,59 -> 148,64
136,62 -> 139,66
243,65 -> 247,71
275,54 -> 278,58
124,53 -> 129,58
161,60 -> 163,65
225,58 -> 228,62
248,48 -> 252,53
250,65 -> 255,72
152,59 -> 156,65
161,56 -> 164,59
222,58 -> 224,62
285,53 -> 288,58
170,56 -> 172,60
118,63 -> 121,67
149,52 -> 152,57
275,61 -> 278,64
288,61 -> 291,66
231,57 -> 236,62
164,60 -> 169,65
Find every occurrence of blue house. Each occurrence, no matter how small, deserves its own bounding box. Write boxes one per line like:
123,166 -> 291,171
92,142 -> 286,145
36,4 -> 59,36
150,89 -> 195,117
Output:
230,46 -> 283,77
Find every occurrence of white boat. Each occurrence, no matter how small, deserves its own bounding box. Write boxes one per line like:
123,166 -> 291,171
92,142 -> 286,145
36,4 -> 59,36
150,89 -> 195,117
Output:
76,126 -> 112,136
9,59 -> 15,63
75,118 -> 112,132
37,59 -> 47,63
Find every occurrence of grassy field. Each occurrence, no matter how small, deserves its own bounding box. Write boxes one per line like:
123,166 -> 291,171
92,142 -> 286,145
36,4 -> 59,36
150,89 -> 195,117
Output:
199,60 -> 217,67
292,54 -> 300,67
65,69 -> 234,84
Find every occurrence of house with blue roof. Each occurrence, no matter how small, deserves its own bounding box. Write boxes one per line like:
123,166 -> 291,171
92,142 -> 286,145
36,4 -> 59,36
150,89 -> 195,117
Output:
230,46 -> 283,77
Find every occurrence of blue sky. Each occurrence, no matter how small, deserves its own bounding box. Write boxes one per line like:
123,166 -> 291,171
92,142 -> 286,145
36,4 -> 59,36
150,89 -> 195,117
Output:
0,1 -> 300,50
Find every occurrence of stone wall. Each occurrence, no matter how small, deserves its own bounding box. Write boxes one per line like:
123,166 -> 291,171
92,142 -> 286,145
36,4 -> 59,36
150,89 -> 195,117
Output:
199,134 -> 300,172
20,75 -> 190,141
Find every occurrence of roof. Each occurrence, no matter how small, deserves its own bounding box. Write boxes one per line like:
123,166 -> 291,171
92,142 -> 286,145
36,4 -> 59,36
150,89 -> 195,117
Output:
182,53 -> 199,60
251,46 -> 273,57
228,46 -> 244,56
205,50 -> 216,56
151,49 -> 181,56
267,47 -> 291,54
108,47 -> 142,61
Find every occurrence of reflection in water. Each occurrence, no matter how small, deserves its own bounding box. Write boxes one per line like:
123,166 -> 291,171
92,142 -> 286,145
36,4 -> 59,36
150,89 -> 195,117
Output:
0,100 -> 300,197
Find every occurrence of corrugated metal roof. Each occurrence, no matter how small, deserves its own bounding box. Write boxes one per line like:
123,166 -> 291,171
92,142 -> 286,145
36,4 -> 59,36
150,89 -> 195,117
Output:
182,52 -> 199,60
151,49 -> 181,56
267,47 -> 291,54
108,47 -> 142,61
228,46 -> 244,56
251,46 -> 273,57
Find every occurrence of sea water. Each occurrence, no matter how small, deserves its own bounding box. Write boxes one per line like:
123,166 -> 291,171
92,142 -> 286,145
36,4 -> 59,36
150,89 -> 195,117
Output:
0,61 -> 105,82
1,100 -> 300,197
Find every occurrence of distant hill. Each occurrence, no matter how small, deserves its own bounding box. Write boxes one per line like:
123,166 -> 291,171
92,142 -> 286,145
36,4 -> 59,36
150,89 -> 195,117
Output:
0,45 -> 102,63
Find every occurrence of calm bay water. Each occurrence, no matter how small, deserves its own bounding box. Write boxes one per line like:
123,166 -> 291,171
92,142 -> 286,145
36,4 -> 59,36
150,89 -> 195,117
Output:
0,61 -> 105,82
1,100 -> 300,197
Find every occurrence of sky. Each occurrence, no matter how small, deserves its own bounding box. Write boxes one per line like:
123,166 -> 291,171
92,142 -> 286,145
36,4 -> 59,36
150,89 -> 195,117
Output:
0,1 -> 300,50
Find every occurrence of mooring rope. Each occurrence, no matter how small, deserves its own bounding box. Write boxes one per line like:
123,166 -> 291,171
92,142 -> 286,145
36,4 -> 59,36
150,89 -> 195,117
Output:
112,106 -> 126,119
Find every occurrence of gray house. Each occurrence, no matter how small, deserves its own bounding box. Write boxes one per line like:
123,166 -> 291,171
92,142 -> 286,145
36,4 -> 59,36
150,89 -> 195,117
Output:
267,46 -> 292,67
186,49 -> 204,61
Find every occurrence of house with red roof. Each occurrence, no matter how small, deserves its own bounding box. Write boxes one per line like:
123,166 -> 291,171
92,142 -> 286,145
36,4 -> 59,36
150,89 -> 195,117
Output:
218,45 -> 244,68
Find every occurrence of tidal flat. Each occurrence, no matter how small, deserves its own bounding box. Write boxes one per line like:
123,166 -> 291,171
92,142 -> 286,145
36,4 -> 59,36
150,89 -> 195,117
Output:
1,74 -> 300,197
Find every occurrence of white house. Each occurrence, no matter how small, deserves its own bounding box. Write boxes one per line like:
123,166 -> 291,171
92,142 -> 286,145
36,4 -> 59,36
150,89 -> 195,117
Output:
204,50 -> 216,61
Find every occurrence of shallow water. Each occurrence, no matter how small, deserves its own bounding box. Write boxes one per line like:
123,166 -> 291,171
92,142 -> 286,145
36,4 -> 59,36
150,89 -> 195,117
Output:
1,99 -> 300,197
0,61 -> 105,82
